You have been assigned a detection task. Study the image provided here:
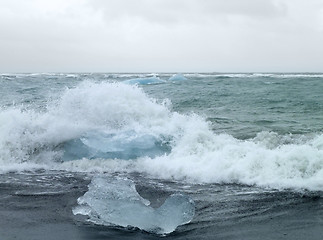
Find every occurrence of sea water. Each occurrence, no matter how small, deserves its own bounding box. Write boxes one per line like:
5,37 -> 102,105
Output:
0,73 -> 323,239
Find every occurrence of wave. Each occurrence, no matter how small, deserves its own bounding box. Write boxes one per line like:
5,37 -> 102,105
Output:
104,73 -> 162,79
0,81 -> 174,164
121,74 -> 187,85
184,73 -> 323,79
1,81 -> 323,191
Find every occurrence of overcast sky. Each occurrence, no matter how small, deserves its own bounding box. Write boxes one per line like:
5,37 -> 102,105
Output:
1,0 -> 323,72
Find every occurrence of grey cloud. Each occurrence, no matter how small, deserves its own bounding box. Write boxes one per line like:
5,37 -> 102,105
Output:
0,0 -> 323,72
199,0 -> 287,18
87,0 -> 287,26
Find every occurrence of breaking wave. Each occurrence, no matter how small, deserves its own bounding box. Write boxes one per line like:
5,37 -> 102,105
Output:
1,81 -> 323,191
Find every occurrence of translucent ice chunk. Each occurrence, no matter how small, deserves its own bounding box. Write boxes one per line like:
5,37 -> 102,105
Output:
61,131 -> 171,161
168,74 -> 187,81
73,177 -> 195,234
122,77 -> 165,85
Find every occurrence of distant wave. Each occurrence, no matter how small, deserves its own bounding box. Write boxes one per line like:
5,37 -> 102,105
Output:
184,73 -> 323,79
3,72 -> 322,82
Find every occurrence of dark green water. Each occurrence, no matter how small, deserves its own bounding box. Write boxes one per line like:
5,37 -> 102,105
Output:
142,74 -> 323,138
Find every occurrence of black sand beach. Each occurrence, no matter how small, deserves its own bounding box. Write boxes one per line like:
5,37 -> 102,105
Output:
1,172 -> 323,240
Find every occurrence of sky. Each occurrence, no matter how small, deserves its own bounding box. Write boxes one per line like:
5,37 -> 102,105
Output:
1,0 -> 323,73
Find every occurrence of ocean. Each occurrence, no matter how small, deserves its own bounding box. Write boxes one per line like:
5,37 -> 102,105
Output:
0,73 -> 323,239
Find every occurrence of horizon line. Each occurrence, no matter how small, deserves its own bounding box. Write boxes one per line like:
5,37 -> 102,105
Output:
1,71 -> 323,74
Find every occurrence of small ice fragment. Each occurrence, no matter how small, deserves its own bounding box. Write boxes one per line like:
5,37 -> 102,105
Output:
168,74 -> 187,81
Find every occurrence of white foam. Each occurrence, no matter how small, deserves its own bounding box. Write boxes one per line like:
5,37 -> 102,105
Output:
0,81 -> 176,167
134,133 -> 323,190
